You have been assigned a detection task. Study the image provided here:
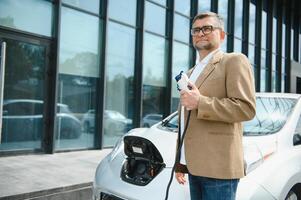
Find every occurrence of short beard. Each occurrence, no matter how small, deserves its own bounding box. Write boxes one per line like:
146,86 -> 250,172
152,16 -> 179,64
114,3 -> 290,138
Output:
193,42 -> 214,51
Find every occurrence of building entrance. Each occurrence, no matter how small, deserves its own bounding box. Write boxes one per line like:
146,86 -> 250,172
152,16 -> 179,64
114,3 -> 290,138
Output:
0,34 -> 51,153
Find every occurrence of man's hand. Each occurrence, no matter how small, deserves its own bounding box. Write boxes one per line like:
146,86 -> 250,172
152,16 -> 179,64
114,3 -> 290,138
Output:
175,172 -> 186,185
180,82 -> 200,110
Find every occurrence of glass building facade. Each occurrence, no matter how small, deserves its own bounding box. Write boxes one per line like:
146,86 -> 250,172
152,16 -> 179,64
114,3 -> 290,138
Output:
0,0 -> 300,155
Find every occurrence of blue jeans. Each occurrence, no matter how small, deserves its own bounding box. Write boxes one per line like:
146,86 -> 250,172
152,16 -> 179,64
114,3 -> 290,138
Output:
188,174 -> 239,200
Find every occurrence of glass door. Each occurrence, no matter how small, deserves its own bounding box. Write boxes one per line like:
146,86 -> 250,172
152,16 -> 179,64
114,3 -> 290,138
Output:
0,36 -> 48,152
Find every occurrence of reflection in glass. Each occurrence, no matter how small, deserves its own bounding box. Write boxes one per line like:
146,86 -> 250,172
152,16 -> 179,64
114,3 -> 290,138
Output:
0,39 -> 46,151
234,0 -> 243,38
221,36 -> 227,52
174,14 -> 190,43
104,21 -> 135,147
244,97 -> 296,135
63,0 -> 99,14
249,3 -> 256,44
108,0 -> 137,26
234,38 -> 242,53
145,1 -> 166,35
172,42 -> 190,112
143,33 -> 167,87
0,0 -> 53,36
272,17 -> 277,53
218,0 -> 228,32
261,10 -> 267,49
281,74 -> 285,92
271,71 -> 276,92
198,0 -> 211,13
56,7 -> 100,150
151,0 -> 166,6
248,44 -> 255,64
142,33 -> 167,121
282,23 -> 286,57
260,68 -> 266,92
175,0 -> 190,16
291,29 -> 294,60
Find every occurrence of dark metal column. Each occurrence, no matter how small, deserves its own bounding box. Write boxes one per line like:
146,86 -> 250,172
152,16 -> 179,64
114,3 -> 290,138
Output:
133,0 -> 145,128
165,0 -> 174,116
254,0 -> 262,92
44,0 -> 61,154
227,0 -> 235,52
242,0 -> 250,56
94,0 -> 108,149
265,0 -> 273,92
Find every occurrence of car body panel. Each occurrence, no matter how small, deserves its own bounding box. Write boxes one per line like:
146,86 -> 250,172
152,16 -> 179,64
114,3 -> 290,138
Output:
93,93 -> 301,200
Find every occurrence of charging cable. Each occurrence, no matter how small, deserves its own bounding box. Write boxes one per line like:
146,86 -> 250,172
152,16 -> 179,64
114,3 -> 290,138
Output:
164,71 -> 192,200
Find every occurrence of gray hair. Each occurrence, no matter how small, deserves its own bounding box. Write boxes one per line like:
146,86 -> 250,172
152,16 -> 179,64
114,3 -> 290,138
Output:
192,12 -> 224,31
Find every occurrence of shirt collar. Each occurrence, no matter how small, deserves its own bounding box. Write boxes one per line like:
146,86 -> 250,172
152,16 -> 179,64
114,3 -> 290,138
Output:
198,48 -> 220,65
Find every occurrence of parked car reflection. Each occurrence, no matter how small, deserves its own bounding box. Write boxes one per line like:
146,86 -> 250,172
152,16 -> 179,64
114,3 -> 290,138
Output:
1,99 -> 81,142
82,109 -> 132,135
142,113 -> 163,127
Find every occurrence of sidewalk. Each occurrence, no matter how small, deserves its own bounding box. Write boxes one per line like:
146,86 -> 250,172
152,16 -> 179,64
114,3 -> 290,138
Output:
0,149 -> 112,200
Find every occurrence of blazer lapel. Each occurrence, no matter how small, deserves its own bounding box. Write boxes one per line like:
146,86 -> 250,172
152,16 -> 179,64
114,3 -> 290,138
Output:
195,50 -> 224,88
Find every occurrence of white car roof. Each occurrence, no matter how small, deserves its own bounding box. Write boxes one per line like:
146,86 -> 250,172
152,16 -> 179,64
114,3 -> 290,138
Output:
256,92 -> 301,99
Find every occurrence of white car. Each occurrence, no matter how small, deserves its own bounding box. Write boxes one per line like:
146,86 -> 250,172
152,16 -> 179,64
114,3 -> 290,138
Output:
93,93 -> 301,200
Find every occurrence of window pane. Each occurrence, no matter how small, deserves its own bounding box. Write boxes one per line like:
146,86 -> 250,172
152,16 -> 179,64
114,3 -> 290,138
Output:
145,1 -> 166,35
104,22 -> 135,147
221,36 -> 227,52
234,0 -> 243,38
198,0 -> 211,13
248,44 -> 255,65
56,7 -> 100,150
262,10 -> 267,49
142,33 -> 167,121
249,3 -> 256,44
172,42 -> 190,111
175,0 -> 190,16
271,71 -> 276,92
0,0 -> 53,36
281,74 -> 285,92
291,28 -> 294,60
151,0 -> 166,6
143,33 -> 167,86
174,14 -> 190,43
282,23 -> 286,57
108,0 -> 137,26
63,0 -> 99,14
272,17 -> 277,53
260,68 -> 266,92
218,0 -> 228,51
234,38 -> 242,53
299,32 -> 301,62
218,0 -> 228,32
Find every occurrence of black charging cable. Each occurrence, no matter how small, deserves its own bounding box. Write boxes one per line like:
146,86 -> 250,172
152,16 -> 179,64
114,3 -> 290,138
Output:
164,110 -> 191,200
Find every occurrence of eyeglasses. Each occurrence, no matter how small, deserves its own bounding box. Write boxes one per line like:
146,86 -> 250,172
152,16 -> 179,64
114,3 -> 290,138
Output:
190,25 -> 222,36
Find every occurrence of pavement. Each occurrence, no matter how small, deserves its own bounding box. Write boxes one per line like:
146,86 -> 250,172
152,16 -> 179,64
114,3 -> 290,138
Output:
0,149 -> 112,200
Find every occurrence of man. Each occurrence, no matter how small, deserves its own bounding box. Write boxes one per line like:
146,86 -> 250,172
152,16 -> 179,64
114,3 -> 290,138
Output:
175,12 -> 256,200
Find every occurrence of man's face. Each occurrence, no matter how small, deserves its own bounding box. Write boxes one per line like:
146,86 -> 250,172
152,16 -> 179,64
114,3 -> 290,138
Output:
191,17 -> 225,51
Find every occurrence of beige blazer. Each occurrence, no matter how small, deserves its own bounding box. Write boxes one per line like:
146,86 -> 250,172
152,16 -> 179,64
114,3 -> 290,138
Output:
176,50 -> 256,179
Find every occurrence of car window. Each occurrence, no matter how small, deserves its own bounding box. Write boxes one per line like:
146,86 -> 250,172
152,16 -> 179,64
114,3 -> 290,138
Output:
295,117 -> 301,136
243,97 -> 297,136
161,97 -> 297,136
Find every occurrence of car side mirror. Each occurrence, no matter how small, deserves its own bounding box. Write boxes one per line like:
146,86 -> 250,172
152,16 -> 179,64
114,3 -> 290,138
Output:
293,134 -> 301,146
